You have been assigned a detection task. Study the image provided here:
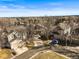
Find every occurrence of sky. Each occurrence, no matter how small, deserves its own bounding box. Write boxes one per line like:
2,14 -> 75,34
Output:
0,0 -> 79,17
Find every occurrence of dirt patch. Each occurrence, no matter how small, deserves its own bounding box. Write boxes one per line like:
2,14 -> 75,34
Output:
30,50 -> 70,59
0,49 -> 12,59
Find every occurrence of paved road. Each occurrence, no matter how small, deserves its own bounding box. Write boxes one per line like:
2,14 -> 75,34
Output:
13,46 -> 79,59
13,46 -> 49,59
51,47 -> 79,59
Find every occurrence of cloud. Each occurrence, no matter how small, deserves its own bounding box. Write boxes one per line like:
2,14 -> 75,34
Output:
0,5 -> 8,8
47,2 -> 63,6
0,0 -> 78,17
0,7 -> 79,17
9,4 -> 26,9
0,4 -> 27,9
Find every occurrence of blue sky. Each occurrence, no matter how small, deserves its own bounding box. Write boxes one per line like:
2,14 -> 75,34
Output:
0,0 -> 79,17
